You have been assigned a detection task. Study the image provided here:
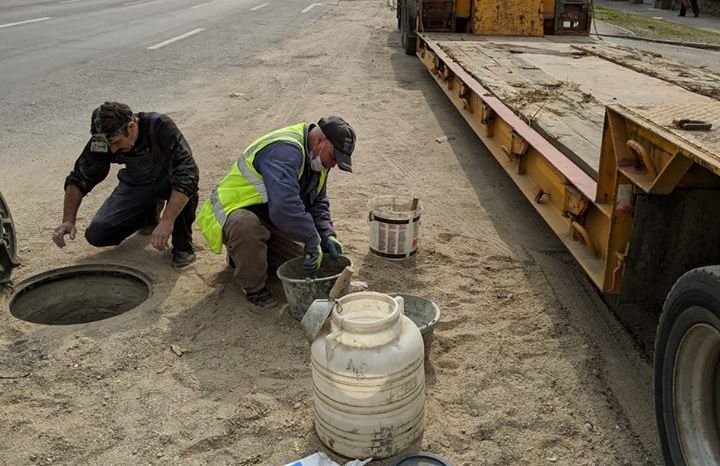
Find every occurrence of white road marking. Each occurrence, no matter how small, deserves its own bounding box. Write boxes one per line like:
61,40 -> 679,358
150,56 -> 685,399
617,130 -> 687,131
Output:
123,0 -> 164,6
191,1 -> 213,8
0,17 -> 51,30
301,3 -> 322,13
250,3 -> 268,11
147,28 -> 205,50
60,0 -> 83,4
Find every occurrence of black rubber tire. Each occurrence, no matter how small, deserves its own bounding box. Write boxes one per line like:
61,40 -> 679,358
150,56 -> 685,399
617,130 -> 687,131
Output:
0,191 -> 19,284
0,192 -> 16,260
400,0 -> 416,55
654,266 -> 720,466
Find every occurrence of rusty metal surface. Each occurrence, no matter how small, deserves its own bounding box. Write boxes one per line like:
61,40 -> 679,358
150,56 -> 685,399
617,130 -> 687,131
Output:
621,102 -> 720,174
471,0 -> 544,36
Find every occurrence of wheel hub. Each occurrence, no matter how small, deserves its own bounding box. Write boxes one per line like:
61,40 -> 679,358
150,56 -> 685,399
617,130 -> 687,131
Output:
674,320 -> 720,463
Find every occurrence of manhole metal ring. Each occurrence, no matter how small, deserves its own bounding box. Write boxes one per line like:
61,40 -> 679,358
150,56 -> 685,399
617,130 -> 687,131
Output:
9,263 -> 153,325
12,263 -> 152,295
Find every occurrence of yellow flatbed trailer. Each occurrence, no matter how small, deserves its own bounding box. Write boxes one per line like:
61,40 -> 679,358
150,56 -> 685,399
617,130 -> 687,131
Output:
418,32 -> 720,295
398,0 -> 720,463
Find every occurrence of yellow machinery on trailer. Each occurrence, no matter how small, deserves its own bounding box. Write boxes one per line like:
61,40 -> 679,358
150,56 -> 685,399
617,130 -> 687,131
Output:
398,0 -> 720,464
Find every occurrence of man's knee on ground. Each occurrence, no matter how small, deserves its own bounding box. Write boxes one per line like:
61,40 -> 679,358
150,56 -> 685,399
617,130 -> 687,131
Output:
85,222 -> 122,247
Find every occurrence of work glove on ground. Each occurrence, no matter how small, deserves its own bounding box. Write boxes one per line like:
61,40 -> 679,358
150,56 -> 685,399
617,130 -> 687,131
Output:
322,235 -> 343,259
303,243 -> 323,275
52,222 -> 77,248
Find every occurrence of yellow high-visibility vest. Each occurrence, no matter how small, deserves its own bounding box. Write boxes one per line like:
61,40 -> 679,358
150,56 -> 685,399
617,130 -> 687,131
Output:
197,123 -> 327,253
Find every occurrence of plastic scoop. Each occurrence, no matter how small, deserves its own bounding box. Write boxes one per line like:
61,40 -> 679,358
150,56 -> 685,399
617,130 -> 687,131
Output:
301,266 -> 354,343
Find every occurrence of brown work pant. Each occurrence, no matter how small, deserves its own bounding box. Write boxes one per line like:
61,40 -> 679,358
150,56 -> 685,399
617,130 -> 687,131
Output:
222,209 -> 303,293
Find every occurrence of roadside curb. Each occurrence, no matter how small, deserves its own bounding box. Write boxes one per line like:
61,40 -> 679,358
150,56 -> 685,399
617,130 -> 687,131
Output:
591,31 -> 720,51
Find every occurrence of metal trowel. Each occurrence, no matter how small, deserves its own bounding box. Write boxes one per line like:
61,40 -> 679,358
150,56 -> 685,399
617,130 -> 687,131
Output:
301,266 -> 354,343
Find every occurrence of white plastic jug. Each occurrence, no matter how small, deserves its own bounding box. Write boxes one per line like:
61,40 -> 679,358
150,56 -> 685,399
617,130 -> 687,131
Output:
310,292 -> 425,459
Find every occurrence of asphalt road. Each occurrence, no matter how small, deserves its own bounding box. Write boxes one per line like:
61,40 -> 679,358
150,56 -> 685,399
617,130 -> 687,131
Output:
0,0 -> 335,165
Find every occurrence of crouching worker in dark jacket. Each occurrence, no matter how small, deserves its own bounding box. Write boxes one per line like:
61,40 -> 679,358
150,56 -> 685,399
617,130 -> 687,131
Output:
52,102 -> 200,268
197,117 -> 356,308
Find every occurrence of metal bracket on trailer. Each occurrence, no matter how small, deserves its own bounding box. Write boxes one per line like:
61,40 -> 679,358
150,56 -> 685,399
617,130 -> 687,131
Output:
501,132 -> 529,174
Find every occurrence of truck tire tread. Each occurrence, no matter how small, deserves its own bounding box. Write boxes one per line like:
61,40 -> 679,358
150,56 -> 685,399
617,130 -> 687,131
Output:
655,266 -> 720,466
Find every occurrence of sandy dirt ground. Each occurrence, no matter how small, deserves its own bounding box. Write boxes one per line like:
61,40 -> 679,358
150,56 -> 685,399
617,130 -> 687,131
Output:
1,1 -> 663,464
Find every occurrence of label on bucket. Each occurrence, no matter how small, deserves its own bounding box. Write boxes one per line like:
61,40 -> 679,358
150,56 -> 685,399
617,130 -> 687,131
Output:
369,216 -> 420,259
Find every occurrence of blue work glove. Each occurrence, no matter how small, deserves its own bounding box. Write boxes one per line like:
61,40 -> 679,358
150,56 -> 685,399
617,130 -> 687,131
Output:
303,244 -> 323,275
323,235 -> 343,259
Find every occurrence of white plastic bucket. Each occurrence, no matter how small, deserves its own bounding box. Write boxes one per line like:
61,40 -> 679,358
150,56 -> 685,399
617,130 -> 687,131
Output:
367,195 -> 422,260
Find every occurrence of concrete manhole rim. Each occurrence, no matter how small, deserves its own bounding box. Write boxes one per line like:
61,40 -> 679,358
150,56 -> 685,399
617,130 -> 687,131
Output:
9,263 -> 153,325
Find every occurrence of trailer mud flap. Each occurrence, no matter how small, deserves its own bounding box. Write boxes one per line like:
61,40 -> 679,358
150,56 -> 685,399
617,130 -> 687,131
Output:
611,189 -> 720,352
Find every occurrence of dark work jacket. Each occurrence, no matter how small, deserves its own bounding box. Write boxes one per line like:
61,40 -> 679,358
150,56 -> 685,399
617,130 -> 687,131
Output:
65,113 -> 199,197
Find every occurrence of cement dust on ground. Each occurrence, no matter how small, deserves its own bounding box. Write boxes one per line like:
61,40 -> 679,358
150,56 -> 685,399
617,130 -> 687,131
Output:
0,1 -> 660,465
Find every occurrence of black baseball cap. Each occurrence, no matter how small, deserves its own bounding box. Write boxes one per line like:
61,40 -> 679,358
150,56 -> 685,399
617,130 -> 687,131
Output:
89,104 -> 133,153
318,116 -> 355,172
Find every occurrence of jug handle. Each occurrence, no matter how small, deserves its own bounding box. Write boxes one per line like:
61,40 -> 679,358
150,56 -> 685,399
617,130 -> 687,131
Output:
393,295 -> 405,316
391,295 -> 405,340
325,315 -> 344,363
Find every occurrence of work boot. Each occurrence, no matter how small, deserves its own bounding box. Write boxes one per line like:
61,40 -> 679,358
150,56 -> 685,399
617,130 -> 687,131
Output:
245,287 -> 277,308
172,250 -> 196,268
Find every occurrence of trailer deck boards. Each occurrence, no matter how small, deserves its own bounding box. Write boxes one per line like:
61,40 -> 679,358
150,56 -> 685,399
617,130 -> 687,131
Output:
424,33 -> 720,178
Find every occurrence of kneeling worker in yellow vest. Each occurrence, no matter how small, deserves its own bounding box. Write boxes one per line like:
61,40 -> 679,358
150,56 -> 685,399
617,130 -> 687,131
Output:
197,117 -> 356,308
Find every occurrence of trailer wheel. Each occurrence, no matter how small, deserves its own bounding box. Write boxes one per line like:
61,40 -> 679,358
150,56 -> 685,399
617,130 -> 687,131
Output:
655,266 -> 720,466
0,191 -> 19,285
400,0 -> 416,55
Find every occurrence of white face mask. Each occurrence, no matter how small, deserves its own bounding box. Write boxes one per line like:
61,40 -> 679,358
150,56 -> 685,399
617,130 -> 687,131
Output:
310,141 -> 326,172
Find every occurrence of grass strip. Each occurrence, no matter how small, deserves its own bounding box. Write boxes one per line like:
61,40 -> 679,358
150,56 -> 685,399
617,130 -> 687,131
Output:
594,5 -> 720,45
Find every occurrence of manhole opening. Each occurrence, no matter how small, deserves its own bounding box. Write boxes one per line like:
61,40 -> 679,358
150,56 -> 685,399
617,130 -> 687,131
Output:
9,265 -> 151,325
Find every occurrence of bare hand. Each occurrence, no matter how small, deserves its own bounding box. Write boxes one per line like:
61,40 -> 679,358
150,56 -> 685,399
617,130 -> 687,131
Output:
151,220 -> 173,251
52,222 -> 77,248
